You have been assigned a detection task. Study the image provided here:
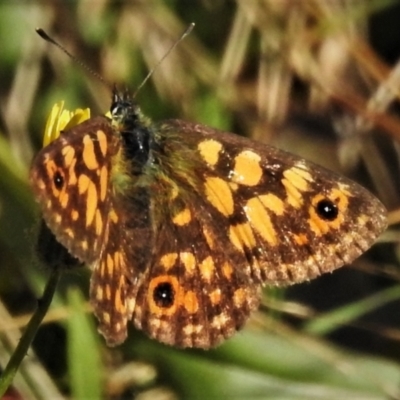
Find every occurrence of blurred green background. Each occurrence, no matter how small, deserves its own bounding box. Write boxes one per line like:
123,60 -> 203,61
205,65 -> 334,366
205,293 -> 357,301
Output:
1,1 -> 400,399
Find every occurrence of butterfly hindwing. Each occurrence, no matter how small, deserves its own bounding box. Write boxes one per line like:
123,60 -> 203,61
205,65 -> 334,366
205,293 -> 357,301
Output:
132,196 -> 260,348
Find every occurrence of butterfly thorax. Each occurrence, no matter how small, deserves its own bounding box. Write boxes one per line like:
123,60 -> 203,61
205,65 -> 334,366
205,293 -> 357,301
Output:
110,90 -> 153,176
110,91 -> 204,218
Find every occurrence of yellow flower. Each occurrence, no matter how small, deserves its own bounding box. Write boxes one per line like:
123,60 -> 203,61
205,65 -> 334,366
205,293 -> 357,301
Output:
43,102 -> 91,147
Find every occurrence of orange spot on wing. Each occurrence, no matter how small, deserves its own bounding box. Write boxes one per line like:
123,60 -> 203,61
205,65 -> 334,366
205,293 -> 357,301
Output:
95,209 -> 103,236
203,228 -> 214,249
184,291 -> 199,314
198,139 -> 222,166
160,253 -> 178,271
172,208 -> 191,226
233,288 -> 246,307
229,223 -> 256,252
105,284 -> 111,300
71,210 -> 79,220
78,174 -> 91,194
293,233 -> 308,245
99,165 -> 108,202
258,193 -> 285,215
59,192 -> 69,208
199,256 -> 215,282
114,276 -> 127,314
85,181 -> 98,227
95,286 -> 103,300
109,209 -> 119,223
245,197 -> 277,245
106,253 -> 114,275
231,150 -> 262,186
222,262 -> 233,279
62,145 -> 75,168
209,289 -> 221,305
82,134 -> 99,170
204,177 -> 234,216
180,252 -> 196,274
97,130 -> 108,157
68,158 -> 78,185
281,165 -> 312,208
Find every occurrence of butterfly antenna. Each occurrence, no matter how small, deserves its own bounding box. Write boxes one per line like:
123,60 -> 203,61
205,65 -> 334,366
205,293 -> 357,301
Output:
37,24 -> 195,97
133,22 -> 195,97
36,28 -> 113,91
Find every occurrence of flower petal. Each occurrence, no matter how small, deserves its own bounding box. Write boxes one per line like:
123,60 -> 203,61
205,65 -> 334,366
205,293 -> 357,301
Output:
42,103 -> 91,147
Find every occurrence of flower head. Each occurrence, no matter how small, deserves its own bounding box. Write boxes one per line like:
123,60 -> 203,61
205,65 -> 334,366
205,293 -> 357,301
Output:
43,102 -> 91,147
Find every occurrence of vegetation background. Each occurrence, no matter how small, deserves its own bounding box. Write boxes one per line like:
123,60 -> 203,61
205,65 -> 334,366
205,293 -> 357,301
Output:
0,0 -> 399,399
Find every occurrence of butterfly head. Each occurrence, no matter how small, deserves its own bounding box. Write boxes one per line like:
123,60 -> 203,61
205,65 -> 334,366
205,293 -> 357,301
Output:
110,87 -> 148,132
111,87 -> 134,121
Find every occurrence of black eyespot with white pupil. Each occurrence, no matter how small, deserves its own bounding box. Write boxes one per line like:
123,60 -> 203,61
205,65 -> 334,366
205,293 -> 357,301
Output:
153,282 -> 175,308
53,171 -> 64,190
316,198 -> 339,221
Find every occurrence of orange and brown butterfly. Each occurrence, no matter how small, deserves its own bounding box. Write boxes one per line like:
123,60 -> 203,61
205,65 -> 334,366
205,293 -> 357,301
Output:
30,83 -> 387,350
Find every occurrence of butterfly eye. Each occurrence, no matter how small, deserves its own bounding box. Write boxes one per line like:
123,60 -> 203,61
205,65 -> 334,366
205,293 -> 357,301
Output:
111,104 -> 123,118
315,199 -> 339,221
111,101 -> 130,121
153,282 -> 175,308
53,170 -> 65,190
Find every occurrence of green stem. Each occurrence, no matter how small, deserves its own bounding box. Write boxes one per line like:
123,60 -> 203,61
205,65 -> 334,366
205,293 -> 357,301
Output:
0,268 -> 61,397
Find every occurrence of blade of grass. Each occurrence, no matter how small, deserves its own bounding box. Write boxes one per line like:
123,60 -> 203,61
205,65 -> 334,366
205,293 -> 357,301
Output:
0,268 -> 61,397
67,288 -> 103,400
303,285 -> 400,335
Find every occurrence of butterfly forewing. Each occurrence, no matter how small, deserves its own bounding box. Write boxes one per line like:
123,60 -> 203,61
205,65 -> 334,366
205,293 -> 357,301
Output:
153,119 -> 387,281
30,116 -> 119,265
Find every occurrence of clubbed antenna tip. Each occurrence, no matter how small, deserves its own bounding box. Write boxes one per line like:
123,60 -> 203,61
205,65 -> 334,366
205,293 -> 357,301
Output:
36,27 -> 113,91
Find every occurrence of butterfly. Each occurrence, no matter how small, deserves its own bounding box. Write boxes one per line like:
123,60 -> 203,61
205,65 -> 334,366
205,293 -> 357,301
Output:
30,86 -> 387,349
